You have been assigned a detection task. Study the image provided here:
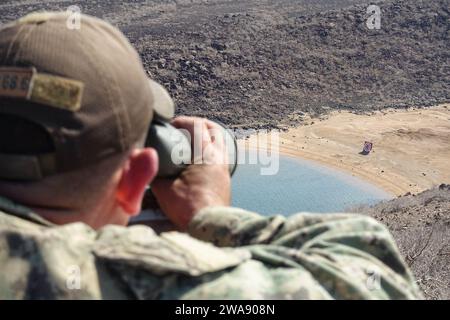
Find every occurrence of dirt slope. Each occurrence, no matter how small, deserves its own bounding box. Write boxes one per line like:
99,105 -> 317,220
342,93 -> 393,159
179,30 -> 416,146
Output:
354,184 -> 450,300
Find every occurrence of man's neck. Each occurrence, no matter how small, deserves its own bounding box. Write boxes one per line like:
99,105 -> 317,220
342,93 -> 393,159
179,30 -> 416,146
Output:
31,205 -> 82,223
0,190 -> 92,227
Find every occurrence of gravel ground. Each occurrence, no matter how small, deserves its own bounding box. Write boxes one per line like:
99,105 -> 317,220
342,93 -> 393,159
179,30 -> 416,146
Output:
1,0 -> 449,129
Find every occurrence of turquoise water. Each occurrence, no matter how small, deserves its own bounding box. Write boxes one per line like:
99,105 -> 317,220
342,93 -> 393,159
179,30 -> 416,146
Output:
231,154 -> 392,216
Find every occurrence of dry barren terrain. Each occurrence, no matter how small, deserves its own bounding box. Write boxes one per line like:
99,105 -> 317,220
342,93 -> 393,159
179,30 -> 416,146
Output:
1,0 -> 449,129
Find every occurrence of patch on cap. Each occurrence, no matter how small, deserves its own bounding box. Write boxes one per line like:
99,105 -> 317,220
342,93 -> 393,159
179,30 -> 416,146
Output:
0,67 -> 32,98
0,67 -> 84,111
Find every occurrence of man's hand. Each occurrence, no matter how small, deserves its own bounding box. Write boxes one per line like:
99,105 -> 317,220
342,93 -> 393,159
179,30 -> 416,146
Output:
151,117 -> 231,231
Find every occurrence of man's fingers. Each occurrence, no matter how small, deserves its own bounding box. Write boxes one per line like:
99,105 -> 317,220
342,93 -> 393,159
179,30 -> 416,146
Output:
171,116 -> 213,147
170,116 -> 228,165
171,116 -> 194,130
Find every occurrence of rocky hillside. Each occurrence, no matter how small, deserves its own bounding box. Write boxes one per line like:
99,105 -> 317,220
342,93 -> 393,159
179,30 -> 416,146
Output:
1,0 -> 449,129
354,184 -> 450,300
136,0 -> 450,129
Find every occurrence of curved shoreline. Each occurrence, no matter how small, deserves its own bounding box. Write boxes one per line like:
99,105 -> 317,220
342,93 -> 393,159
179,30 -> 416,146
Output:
242,104 -> 450,197
277,145 -> 402,197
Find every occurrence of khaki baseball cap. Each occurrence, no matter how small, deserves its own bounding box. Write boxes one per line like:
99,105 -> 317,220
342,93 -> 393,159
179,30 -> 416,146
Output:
0,12 -> 174,181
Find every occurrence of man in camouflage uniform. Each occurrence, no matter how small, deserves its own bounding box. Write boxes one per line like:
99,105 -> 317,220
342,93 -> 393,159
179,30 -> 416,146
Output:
0,12 -> 422,299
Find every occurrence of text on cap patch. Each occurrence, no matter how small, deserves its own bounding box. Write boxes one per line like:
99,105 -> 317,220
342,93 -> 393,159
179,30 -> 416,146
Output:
0,67 -> 84,111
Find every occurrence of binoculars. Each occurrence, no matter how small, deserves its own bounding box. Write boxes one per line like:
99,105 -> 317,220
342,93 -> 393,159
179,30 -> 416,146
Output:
133,116 -> 238,227
145,115 -> 238,179
144,80 -> 238,179
132,80 -> 238,226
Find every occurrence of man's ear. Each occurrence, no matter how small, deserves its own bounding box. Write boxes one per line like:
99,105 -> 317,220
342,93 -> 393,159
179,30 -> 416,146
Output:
115,148 -> 159,215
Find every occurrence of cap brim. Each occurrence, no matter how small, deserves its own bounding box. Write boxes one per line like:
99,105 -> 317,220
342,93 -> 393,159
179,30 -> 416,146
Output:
148,79 -> 175,120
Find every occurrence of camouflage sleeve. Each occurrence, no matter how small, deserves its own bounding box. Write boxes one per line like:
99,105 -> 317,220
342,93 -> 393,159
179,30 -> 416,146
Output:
188,206 -> 424,299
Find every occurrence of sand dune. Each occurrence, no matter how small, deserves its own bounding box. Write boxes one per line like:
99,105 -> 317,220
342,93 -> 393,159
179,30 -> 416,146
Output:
250,104 -> 450,196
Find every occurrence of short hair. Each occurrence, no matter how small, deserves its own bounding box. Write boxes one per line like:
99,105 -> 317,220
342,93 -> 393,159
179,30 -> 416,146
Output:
0,149 -> 130,210
0,111 -> 148,210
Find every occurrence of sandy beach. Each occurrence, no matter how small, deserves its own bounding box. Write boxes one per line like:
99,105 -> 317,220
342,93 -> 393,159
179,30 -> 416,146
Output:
246,104 -> 450,196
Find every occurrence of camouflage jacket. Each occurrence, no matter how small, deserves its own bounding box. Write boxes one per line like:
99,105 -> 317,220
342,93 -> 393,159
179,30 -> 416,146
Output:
0,196 -> 423,299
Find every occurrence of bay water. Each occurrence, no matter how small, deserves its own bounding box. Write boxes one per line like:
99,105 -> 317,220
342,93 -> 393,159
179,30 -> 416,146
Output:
232,154 -> 392,216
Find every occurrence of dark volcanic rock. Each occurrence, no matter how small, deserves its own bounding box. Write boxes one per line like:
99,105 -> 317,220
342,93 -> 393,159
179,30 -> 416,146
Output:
1,0 -> 448,129
134,0 -> 450,129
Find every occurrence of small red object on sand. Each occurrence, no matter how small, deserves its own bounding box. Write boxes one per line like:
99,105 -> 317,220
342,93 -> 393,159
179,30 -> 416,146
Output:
362,141 -> 373,155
